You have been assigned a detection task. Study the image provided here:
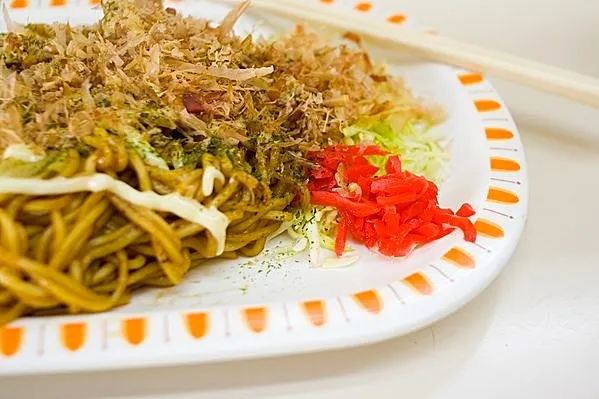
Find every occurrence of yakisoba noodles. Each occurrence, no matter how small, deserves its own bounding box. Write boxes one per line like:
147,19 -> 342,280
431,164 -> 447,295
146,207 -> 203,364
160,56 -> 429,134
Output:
0,140 -> 296,324
0,0 -> 442,324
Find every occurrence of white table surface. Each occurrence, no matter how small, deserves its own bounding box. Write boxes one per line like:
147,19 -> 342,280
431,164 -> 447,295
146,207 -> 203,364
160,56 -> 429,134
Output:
5,0 -> 599,397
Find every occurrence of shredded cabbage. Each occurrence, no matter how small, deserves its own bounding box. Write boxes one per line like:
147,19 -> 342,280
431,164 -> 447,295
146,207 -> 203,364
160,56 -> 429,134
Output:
342,116 -> 449,183
268,207 -> 358,268
117,124 -> 169,170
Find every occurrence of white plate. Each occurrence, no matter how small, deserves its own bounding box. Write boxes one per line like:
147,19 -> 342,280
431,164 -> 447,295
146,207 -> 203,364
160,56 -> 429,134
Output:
0,0 -> 528,375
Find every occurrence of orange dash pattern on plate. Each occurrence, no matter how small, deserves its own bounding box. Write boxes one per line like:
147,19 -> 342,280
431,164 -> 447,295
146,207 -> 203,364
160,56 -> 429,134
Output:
122,318 -> 146,346
0,326 -> 23,357
243,307 -> 268,334
185,312 -> 209,339
353,290 -> 383,314
302,300 -> 327,326
403,272 -> 433,295
60,322 -> 86,352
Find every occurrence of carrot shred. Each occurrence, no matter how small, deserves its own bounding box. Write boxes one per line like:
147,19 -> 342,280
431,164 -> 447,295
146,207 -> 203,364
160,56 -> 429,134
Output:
334,216 -> 348,256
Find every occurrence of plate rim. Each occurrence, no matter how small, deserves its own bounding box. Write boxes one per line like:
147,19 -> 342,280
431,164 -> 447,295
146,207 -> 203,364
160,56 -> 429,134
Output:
0,0 -> 529,376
